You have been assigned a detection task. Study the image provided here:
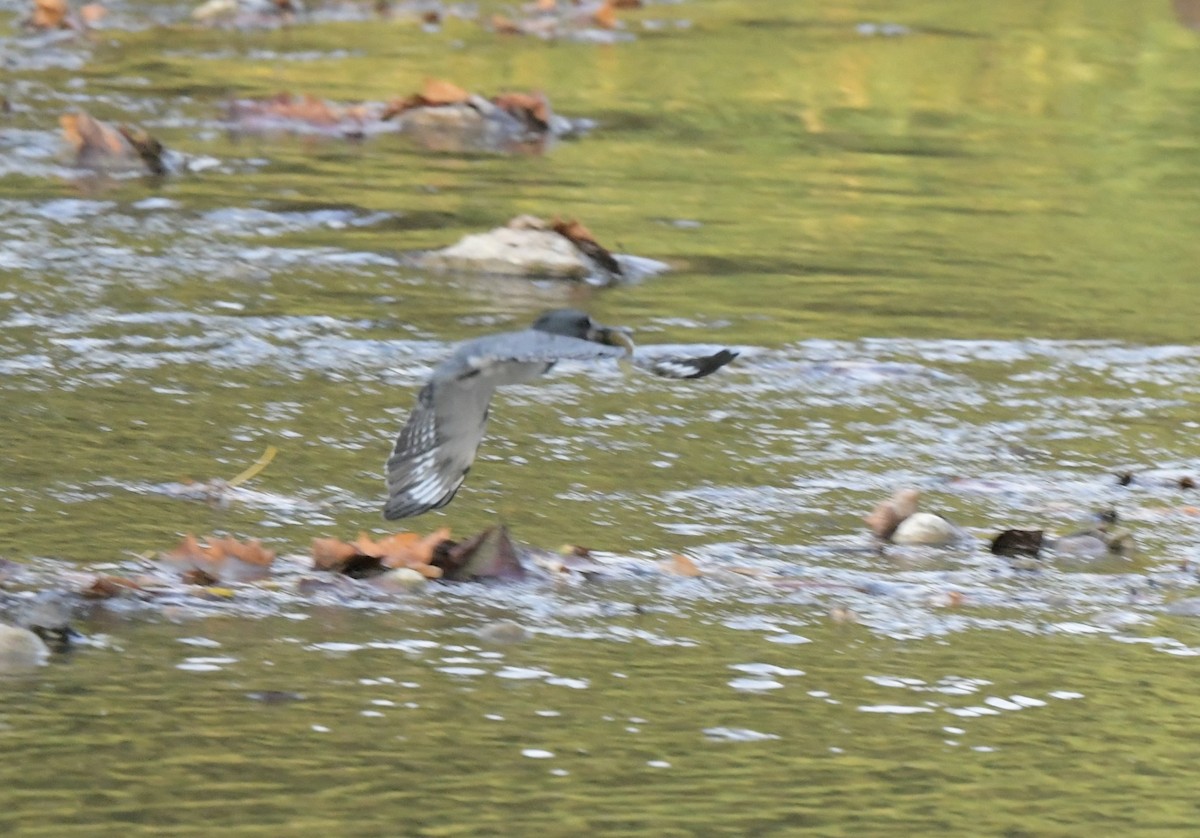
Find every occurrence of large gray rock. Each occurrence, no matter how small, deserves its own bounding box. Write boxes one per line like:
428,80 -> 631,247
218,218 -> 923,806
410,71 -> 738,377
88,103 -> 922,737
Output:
0,624 -> 49,673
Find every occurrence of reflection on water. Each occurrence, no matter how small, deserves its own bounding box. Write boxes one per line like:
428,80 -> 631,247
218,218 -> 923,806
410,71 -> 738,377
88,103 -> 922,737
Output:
3,0 -> 1200,833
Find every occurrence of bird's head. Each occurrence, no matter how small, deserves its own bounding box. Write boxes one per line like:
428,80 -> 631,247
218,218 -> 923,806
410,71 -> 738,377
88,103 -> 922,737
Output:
531,309 -> 635,354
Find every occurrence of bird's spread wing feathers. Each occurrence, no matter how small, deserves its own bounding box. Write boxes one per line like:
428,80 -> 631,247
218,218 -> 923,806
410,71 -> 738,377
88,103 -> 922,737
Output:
383,377 -> 495,520
384,331 -> 627,520
383,326 -> 737,520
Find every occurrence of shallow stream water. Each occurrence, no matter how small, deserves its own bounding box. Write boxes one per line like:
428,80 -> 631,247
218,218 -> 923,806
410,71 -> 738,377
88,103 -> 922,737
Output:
3,1 -> 1200,834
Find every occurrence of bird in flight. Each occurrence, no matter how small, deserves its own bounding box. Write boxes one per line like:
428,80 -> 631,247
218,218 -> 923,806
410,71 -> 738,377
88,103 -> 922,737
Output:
383,308 -> 736,520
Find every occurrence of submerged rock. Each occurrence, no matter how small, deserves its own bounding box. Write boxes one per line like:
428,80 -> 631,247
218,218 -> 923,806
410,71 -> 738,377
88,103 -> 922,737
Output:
864,488 -> 921,541
864,488 -> 961,546
891,512 -> 961,547
417,215 -> 666,284
478,619 -> 528,644
16,590 -> 77,652
389,95 -> 591,155
0,624 -> 50,673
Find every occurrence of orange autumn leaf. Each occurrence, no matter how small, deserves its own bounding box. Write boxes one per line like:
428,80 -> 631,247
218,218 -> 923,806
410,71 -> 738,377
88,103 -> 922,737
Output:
78,2 -> 105,24
420,78 -> 470,106
592,0 -> 617,28
182,568 -> 220,586
28,0 -> 72,29
82,574 -> 142,599
551,217 -> 622,275
492,92 -> 550,129
162,533 -> 275,583
60,111 -> 128,159
665,553 -> 703,577
551,217 -> 599,248
312,537 -> 360,570
491,13 -> 523,34
263,92 -> 339,125
210,535 -> 275,567
163,532 -> 216,566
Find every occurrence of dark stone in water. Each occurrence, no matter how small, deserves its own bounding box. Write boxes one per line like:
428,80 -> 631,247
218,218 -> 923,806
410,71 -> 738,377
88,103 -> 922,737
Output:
991,529 -> 1044,558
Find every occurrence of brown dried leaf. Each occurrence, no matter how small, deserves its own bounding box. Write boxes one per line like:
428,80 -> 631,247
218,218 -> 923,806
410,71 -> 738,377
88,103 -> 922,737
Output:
28,0 -> 73,29
212,535 -> 275,567
182,568 -> 220,586
311,537 -> 360,571
60,111 -> 129,160
163,532 -> 215,566
230,92 -> 341,127
78,2 -> 105,24
592,0 -> 617,28
116,124 -> 167,175
420,78 -> 471,106
436,525 -> 525,581
492,13 -> 524,34
864,488 -> 921,541
491,91 -> 550,131
663,553 -> 703,577
551,217 -> 622,275
82,574 -> 142,599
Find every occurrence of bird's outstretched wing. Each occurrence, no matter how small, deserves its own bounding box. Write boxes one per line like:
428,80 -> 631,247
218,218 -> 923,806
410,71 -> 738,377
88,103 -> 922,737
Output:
633,347 -> 739,379
384,375 -> 495,520
383,331 -> 629,520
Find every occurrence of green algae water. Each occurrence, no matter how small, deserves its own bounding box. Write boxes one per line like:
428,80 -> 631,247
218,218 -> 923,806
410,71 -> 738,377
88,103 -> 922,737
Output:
3,0 -> 1200,834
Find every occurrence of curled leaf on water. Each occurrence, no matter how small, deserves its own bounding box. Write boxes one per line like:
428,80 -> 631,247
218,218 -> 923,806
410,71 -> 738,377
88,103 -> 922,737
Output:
434,525 -> 525,582
23,0 -> 75,30
592,0 -> 618,28
60,111 -> 168,174
312,529 -> 452,579
81,575 -> 143,599
382,78 -> 470,117
864,488 -> 921,541
486,0 -> 633,41
224,93 -> 377,137
661,553 -> 703,577
162,533 -> 276,584
551,217 -> 622,276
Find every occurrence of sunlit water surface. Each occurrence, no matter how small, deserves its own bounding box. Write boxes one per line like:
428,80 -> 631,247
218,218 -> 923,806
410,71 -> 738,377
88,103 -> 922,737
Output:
3,0 -> 1200,834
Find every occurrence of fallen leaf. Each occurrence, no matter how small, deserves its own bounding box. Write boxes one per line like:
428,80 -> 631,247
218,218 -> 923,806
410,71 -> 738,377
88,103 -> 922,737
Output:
60,111 -> 128,159
162,533 -> 276,583
26,0 -> 73,29
491,13 -> 524,34
182,568 -> 221,586
311,537 -> 360,571
435,525 -> 525,581
492,91 -> 550,130
420,77 -> 470,106
82,575 -> 142,599
663,553 -> 702,577
592,0 -> 617,28
313,528 -> 452,578
78,2 -> 105,24
551,217 -> 622,275
864,488 -> 921,541
61,111 -> 168,174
